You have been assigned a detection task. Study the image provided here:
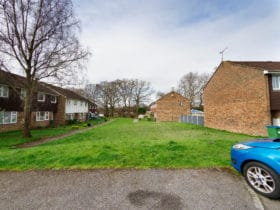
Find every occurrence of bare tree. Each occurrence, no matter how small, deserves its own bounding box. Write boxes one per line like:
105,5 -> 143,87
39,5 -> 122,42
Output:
177,72 -> 210,108
178,72 -> 199,106
85,79 -> 153,117
84,84 -> 98,102
132,79 -> 153,113
94,83 -> 109,116
106,81 -> 120,117
116,79 -> 135,116
93,81 -> 120,117
0,0 -> 89,137
197,73 -> 211,108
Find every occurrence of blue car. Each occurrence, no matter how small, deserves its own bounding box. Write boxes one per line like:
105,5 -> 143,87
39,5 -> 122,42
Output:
231,138 -> 280,199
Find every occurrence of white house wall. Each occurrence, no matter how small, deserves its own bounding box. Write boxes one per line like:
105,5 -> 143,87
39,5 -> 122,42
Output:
65,99 -> 88,114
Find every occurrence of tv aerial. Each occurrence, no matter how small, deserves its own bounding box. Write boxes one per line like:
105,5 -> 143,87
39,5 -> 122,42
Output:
219,47 -> 228,61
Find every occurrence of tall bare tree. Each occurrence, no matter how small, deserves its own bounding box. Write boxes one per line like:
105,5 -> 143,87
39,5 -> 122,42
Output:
84,84 -> 98,102
116,79 -> 135,116
106,80 -> 120,117
0,0 -> 89,137
178,72 -> 210,108
132,79 -> 153,113
93,81 -> 120,117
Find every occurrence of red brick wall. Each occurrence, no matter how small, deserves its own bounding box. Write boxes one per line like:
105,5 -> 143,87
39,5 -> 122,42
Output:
204,61 -> 271,136
156,92 -> 191,122
0,112 -> 23,132
54,95 -> 66,126
0,111 -> 53,132
30,112 -> 52,128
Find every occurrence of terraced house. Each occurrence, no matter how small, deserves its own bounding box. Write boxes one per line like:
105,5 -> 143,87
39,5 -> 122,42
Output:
0,70 -> 58,132
204,61 -> 280,136
44,84 -> 91,126
0,70 -> 90,132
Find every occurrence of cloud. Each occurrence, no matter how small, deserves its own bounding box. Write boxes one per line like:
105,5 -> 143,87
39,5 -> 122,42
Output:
73,0 -> 280,93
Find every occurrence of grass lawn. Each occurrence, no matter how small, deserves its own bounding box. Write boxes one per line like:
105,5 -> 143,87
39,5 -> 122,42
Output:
0,118 -> 254,170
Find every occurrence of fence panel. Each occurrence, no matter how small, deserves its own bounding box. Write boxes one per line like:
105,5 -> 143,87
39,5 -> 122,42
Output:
180,115 -> 204,126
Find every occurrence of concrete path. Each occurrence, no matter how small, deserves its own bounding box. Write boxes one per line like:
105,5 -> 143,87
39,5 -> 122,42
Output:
1,168 -> 279,209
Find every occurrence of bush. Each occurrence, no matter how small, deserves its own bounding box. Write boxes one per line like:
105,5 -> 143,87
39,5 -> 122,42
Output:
67,119 -> 80,125
138,107 -> 147,114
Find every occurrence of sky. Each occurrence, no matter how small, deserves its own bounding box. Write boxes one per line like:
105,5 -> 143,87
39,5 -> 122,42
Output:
73,0 -> 280,93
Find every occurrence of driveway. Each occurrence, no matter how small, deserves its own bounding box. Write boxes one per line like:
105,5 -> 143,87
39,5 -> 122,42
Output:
0,168 -> 279,209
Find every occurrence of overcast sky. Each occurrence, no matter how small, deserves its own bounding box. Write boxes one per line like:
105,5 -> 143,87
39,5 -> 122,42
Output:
73,0 -> 280,93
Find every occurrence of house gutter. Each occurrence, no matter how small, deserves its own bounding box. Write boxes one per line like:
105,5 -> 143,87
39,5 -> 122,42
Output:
263,70 -> 280,74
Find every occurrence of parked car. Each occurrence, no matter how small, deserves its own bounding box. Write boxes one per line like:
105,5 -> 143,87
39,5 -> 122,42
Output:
231,138 -> 280,199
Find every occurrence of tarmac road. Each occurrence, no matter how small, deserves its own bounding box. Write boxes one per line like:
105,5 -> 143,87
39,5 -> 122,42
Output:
0,168 -> 279,209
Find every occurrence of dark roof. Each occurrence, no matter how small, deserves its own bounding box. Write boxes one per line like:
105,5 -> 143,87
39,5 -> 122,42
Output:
229,61 -> 280,70
45,84 -> 88,101
0,70 -> 57,95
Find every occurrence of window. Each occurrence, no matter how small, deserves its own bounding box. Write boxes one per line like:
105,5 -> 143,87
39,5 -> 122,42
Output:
0,85 -> 9,97
37,92 -> 45,102
50,95 -> 57,103
36,112 -> 49,121
272,75 -> 280,91
0,111 -> 17,124
67,100 -> 71,105
80,101 -> 83,106
66,113 -> 74,120
20,89 -> 26,100
74,100 -> 77,105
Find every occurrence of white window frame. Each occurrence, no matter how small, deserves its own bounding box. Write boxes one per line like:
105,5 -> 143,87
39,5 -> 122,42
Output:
0,85 -> 9,98
36,111 -> 49,121
0,111 -> 17,124
50,95 -> 57,103
37,92 -> 45,102
272,75 -> 280,91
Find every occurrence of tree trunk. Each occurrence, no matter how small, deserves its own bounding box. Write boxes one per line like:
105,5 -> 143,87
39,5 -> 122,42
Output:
22,88 -> 32,138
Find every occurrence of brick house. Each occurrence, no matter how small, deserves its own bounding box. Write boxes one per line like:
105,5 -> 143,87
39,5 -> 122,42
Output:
152,91 -> 191,122
0,70 -> 91,132
0,70 -> 58,132
204,61 -> 280,136
43,84 -> 90,126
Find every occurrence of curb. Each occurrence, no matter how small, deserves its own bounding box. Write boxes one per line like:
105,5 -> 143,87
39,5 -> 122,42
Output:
243,179 -> 264,210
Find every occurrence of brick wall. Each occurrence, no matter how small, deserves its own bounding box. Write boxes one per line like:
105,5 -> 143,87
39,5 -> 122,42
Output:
204,61 -> 271,136
54,95 -> 66,126
156,92 -> 191,122
0,112 -> 23,132
0,111 -> 53,132
30,112 -> 52,128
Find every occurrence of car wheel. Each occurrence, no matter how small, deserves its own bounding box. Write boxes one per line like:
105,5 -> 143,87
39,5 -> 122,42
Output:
243,161 -> 280,199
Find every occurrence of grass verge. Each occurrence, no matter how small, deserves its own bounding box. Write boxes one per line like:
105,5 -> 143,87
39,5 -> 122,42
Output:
0,118 -> 254,170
